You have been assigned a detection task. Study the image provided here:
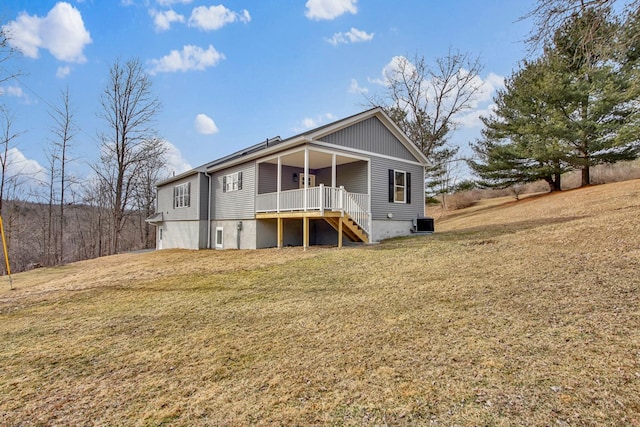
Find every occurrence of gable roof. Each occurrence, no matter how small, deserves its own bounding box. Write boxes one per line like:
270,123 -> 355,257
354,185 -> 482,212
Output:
157,108 -> 428,186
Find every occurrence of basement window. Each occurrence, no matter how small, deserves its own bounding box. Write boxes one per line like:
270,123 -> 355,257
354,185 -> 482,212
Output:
215,227 -> 223,249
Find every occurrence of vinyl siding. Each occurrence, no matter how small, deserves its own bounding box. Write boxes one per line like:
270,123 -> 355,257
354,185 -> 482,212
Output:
370,156 -> 424,220
257,163 -> 305,193
212,161 -> 256,219
157,173 -> 203,221
336,161 -> 368,194
321,117 -> 416,162
258,162 -> 277,194
198,174 -> 209,220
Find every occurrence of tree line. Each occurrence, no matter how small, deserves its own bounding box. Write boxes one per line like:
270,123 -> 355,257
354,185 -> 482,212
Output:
1,48 -> 170,272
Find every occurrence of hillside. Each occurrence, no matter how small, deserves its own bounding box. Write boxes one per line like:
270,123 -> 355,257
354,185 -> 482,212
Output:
1,179 -> 639,425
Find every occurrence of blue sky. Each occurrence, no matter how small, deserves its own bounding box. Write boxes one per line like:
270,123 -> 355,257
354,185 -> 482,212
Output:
0,0 -> 534,192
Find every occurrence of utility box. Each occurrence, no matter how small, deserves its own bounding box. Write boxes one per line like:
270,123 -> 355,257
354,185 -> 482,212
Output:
414,217 -> 435,233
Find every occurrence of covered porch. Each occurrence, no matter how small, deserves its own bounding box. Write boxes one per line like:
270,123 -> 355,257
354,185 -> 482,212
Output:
255,145 -> 371,249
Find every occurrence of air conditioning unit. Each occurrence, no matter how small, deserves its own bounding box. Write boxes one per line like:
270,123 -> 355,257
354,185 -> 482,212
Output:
413,217 -> 434,234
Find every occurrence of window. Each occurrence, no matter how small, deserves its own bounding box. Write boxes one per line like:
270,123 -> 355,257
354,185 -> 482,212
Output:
299,173 -> 316,188
223,171 -> 243,193
174,182 -> 191,208
395,171 -> 406,203
215,227 -> 223,249
388,169 -> 411,204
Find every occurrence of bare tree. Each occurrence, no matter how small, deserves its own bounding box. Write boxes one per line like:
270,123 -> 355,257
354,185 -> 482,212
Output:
132,139 -> 169,248
522,0 -> 639,54
46,86 -> 76,264
0,25 -> 20,84
96,58 -> 162,254
0,107 -> 24,216
369,50 -> 484,161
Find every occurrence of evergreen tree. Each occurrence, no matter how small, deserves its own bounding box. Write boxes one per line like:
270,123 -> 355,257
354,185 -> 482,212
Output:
470,8 -> 640,190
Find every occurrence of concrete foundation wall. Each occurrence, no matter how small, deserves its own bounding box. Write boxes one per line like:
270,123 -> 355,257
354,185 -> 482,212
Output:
157,221 -> 203,250
210,219 -> 257,250
371,219 -> 414,242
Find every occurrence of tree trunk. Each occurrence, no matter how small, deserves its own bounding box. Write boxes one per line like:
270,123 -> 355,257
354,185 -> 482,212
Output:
581,166 -> 590,187
554,171 -> 562,191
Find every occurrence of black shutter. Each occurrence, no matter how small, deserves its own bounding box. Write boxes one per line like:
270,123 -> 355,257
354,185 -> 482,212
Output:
173,186 -> 177,208
406,172 -> 411,204
186,182 -> 191,207
238,172 -> 243,190
222,176 -> 227,193
388,169 -> 394,202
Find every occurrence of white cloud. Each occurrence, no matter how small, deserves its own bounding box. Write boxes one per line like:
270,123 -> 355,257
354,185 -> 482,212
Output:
0,85 -> 24,97
2,2 -> 92,63
327,27 -> 373,46
6,147 -> 47,187
149,44 -> 225,74
369,55 -> 418,87
157,0 -> 193,6
194,114 -> 219,135
477,72 -> 505,104
305,0 -> 357,20
56,65 -> 71,78
150,9 -> 185,31
163,141 -> 192,175
188,5 -> 251,31
457,103 -> 498,128
296,113 -> 336,131
348,78 -> 368,94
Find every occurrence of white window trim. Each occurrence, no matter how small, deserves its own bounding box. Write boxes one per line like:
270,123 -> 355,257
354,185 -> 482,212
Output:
174,182 -> 191,208
299,173 -> 316,189
215,227 -> 224,249
394,169 -> 406,204
224,172 -> 241,193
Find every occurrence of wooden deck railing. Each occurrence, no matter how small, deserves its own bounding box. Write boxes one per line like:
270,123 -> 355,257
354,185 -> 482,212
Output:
255,185 -> 370,235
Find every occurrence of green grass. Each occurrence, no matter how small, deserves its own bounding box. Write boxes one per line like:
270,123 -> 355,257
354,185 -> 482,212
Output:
1,179 -> 639,426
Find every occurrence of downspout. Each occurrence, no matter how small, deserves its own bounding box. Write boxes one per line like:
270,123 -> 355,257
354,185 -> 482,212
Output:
205,172 -> 212,249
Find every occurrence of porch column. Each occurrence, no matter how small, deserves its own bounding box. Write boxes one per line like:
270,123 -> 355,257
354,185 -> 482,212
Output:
277,156 -> 281,213
303,146 -> 309,211
331,153 -> 336,188
277,217 -> 283,249
303,216 -> 309,250
338,217 -> 343,248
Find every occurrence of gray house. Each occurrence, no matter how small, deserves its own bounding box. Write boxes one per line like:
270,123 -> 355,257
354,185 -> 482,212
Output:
147,108 -> 430,250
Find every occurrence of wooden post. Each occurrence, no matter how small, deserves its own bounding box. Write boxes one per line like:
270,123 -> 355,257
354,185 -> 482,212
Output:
338,217 -> 343,248
277,217 -> 283,249
0,216 -> 12,289
303,216 -> 309,250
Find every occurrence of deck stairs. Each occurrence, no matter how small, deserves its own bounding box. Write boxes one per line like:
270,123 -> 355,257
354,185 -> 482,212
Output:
323,214 -> 369,243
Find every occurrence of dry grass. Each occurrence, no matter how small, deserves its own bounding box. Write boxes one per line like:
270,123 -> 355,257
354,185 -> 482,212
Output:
1,180 -> 639,426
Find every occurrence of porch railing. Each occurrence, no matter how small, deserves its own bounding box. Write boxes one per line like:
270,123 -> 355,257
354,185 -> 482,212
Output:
255,185 -> 370,235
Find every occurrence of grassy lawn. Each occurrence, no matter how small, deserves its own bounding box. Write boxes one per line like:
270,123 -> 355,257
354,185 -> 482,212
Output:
1,180 -> 639,426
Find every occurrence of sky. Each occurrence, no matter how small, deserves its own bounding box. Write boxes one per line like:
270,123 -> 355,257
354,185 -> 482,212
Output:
0,0 -> 535,196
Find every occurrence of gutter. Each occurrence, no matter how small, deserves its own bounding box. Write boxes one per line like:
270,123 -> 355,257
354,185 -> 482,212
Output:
205,172 -> 212,249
